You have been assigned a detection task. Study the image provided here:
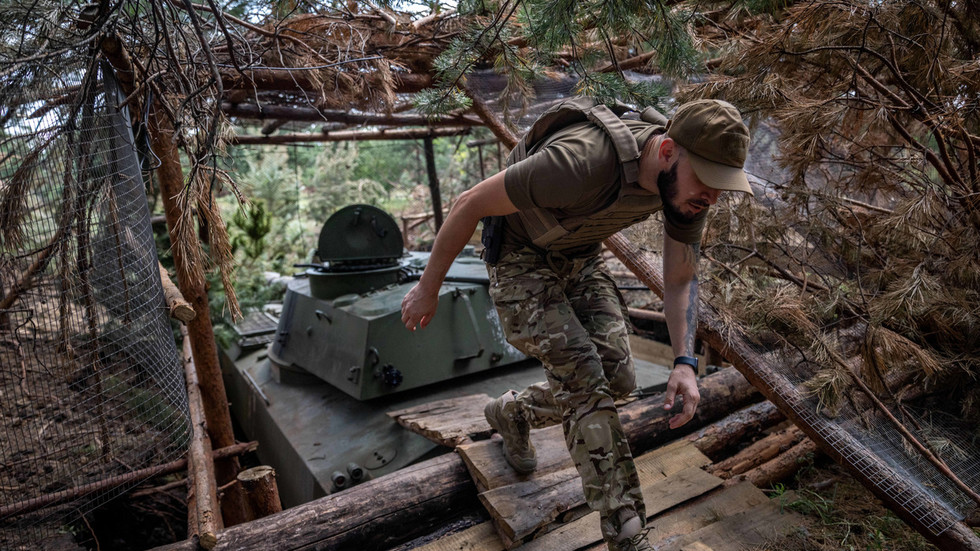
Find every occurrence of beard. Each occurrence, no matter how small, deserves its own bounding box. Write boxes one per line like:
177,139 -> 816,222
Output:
656,161 -> 699,224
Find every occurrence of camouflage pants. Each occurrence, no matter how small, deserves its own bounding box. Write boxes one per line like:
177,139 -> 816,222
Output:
487,247 -> 646,543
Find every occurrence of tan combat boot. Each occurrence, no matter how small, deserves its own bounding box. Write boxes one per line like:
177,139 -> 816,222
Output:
608,515 -> 653,551
484,391 -> 536,474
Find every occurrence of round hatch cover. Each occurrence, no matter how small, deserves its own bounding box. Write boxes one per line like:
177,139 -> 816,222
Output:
317,204 -> 403,268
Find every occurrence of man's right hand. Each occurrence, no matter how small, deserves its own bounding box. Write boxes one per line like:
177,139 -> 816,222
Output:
401,283 -> 438,331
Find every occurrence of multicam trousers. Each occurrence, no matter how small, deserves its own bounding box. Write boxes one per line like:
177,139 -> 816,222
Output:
487,247 -> 646,543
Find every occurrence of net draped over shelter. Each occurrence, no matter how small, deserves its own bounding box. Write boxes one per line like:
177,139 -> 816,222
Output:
0,56 -> 189,547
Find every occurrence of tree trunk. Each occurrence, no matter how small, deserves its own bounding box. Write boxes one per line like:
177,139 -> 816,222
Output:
150,453 -> 480,551
423,136 -> 444,233
147,105 -> 248,526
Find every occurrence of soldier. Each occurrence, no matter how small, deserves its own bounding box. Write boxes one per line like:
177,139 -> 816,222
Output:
401,98 -> 752,551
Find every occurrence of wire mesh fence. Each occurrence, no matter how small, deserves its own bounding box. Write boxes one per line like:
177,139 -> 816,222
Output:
0,56 -> 189,548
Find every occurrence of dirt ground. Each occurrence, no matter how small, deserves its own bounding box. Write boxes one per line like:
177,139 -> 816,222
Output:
763,458 -> 939,551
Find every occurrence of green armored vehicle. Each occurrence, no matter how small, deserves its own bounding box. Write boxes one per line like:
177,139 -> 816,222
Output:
220,205 -> 672,507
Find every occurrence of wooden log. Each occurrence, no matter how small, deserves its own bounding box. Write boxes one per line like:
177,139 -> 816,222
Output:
152,368 -> 757,551
603,232 -> 980,551
627,307 -> 667,324
237,466 -> 282,519
220,68 -> 431,96
423,136 -> 444,232
183,328 -> 221,548
222,102 -> 481,126
682,400 -> 785,461
148,100 -> 248,526
707,425 -> 806,479
619,366 -> 763,454
159,262 -> 195,322
150,453 -> 479,551
462,83 -> 518,149
230,126 -> 470,145
724,437 -> 820,489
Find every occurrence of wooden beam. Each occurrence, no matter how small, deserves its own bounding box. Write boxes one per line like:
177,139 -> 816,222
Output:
463,84 -> 518,149
220,68 -> 431,96
151,453 -> 479,551
222,102 -> 482,126
230,127 -> 470,145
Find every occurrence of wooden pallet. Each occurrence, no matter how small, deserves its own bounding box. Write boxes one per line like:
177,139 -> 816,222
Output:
392,388 -> 802,551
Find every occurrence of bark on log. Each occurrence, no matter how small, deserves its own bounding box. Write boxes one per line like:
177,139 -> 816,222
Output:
683,401 -> 785,461
160,262 -> 195,322
724,438 -> 820,489
237,466 -> 282,519
148,103 -> 248,526
183,329 -> 221,547
150,453 -> 480,551
230,126 -> 470,145
619,367 -> 763,454
603,232 -> 980,551
707,425 -> 806,479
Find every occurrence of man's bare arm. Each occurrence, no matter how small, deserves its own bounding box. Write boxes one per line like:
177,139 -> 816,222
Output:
661,233 -> 702,428
400,170 -> 517,331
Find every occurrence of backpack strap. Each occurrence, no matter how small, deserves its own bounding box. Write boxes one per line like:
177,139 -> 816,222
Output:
585,104 -> 640,184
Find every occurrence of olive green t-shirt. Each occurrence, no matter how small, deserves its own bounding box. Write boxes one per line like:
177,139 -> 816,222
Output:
501,119 -> 708,256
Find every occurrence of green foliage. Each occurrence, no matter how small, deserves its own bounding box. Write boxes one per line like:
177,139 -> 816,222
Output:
230,200 -> 272,264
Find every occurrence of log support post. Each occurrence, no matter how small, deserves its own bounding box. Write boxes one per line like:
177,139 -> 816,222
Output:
423,136 -> 443,233
237,466 -> 282,520
147,106 -> 248,526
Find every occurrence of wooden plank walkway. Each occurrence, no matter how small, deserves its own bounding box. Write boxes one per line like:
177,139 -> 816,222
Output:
394,393 -> 802,551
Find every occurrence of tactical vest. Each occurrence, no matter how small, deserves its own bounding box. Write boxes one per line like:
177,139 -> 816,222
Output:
495,97 -> 669,255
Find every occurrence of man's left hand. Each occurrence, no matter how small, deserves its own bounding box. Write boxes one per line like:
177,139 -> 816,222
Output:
663,365 -> 700,429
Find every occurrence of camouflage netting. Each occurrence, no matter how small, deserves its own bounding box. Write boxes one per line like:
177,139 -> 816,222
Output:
0,47 -> 188,551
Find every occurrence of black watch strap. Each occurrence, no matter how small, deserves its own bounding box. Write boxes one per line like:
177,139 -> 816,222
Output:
673,355 -> 698,370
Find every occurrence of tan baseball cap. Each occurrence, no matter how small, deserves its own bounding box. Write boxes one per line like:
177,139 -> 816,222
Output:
666,99 -> 753,196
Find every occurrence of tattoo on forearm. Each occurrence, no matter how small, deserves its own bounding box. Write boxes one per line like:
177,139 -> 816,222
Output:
683,243 -> 700,355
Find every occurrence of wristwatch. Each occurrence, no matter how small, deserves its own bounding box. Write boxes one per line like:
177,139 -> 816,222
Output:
673,355 -> 699,371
